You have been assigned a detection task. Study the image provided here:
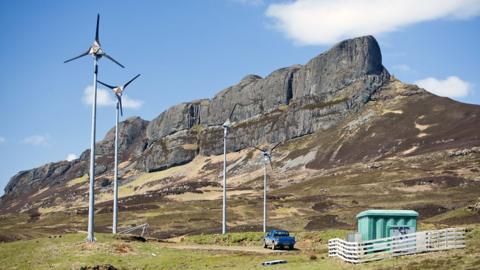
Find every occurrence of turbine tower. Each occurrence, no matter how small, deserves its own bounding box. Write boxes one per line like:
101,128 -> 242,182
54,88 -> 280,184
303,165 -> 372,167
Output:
64,14 -> 124,242
221,104 -> 239,234
97,74 -> 141,234
254,142 -> 281,233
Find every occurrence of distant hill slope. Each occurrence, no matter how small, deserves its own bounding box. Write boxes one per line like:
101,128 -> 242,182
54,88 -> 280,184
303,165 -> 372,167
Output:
1,36 -> 479,241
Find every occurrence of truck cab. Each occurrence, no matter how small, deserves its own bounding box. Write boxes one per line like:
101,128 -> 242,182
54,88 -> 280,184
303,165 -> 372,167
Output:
263,230 -> 295,250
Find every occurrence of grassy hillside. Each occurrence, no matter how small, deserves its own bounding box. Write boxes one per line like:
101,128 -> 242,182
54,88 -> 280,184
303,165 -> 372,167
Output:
2,145 -> 478,242
0,227 -> 479,270
1,79 -> 480,269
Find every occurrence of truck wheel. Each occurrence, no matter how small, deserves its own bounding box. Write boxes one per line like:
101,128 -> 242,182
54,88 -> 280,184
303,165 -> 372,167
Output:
289,245 -> 294,250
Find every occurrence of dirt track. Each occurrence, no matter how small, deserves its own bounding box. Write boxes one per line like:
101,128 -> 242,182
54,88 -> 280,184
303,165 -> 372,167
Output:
157,242 -> 296,254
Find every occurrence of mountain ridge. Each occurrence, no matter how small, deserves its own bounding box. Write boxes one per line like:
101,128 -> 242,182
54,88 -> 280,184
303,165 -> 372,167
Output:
1,36 -> 479,240
2,35 -> 388,200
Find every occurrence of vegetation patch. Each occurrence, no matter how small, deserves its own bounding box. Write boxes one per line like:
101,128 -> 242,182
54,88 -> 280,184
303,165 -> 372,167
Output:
66,175 -> 88,187
181,232 -> 264,246
182,144 -> 198,150
301,98 -> 348,111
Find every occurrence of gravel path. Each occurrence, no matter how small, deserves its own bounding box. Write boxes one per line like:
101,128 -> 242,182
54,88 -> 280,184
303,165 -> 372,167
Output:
157,242 -> 296,254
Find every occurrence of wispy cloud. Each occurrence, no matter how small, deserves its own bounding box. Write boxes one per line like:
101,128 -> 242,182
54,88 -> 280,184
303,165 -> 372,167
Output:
83,85 -> 115,106
83,85 -> 143,109
266,0 -> 480,45
230,0 -> 264,6
415,76 -> 472,98
66,153 -> 78,161
122,96 -> 144,109
0,136 -> 5,144
22,134 -> 50,147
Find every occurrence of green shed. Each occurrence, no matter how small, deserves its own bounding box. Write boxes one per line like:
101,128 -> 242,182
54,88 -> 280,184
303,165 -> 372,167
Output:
356,209 -> 419,241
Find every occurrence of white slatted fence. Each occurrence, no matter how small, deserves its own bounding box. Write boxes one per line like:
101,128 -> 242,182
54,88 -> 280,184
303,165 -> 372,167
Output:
328,227 -> 466,264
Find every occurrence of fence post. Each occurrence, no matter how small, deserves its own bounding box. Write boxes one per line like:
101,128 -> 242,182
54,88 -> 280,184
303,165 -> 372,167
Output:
445,229 -> 448,249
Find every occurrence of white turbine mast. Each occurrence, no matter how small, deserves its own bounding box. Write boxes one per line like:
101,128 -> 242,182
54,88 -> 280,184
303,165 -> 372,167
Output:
64,14 -> 124,242
97,74 -> 141,234
221,103 -> 240,234
254,142 -> 282,233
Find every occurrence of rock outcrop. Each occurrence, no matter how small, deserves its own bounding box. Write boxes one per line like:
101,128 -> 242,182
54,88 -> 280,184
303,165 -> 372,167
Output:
3,117 -> 149,199
2,35 -> 389,197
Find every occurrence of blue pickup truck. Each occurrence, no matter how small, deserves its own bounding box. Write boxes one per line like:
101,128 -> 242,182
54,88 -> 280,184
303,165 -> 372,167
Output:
263,230 -> 296,250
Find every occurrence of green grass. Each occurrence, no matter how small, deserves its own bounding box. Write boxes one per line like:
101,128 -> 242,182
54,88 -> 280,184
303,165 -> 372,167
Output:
426,207 -> 473,223
182,231 -> 264,246
180,230 -> 349,250
1,227 -> 480,270
301,97 -> 348,111
0,233 -> 344,270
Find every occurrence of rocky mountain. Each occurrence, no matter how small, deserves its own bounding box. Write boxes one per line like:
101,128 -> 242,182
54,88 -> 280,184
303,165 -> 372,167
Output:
2,36 -> 388,200
1,36 -> 479,240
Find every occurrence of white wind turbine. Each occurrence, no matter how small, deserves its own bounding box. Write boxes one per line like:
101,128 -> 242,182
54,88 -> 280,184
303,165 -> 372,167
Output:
254,142 -> 281,233
97,74 -> 141,234
64,14 -> 124,242
221,103 -> 239,234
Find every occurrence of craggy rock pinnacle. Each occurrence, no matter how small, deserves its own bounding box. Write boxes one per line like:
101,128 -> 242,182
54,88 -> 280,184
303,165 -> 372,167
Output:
3,35 -> 390,197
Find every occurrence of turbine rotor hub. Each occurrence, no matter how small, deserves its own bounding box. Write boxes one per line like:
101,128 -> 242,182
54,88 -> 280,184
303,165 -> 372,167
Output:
113,87 -> 123,96
89,41 -> 102,55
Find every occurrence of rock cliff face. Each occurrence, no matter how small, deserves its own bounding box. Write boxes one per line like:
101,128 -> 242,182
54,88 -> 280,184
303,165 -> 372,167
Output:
2,35 -> 389,199
138,35 -> 388,171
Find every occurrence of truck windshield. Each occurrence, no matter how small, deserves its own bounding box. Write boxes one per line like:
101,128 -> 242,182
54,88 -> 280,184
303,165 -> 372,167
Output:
274,231 -> 289,237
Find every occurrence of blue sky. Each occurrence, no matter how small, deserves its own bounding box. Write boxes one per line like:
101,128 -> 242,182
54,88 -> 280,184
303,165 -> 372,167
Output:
0,0 -> 479,194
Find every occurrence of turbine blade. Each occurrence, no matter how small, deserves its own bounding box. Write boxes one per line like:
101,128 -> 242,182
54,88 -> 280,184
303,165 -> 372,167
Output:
97,80 -> 115,89
253,146 -> 265,152
95,14 -> 100,43
124,74 -> 141,89
228,103 -> 238,120
270,142 -> 282,153
116,95 -> 123,116
64,49 -> 90,63
103,53 -> 125,68
268,155 -> 273,169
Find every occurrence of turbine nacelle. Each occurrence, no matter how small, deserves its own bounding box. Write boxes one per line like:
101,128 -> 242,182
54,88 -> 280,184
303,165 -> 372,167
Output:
64,14 -> 124,68
89,40 -> 102,56
254,142 -> 282,168
222,119 -> 231,129
261,151 -> 271,163
97,74 -> 141,117
113,86 -> 124,96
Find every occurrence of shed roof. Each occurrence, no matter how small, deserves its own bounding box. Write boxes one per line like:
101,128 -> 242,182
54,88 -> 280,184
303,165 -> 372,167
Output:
356,209 -> 419,219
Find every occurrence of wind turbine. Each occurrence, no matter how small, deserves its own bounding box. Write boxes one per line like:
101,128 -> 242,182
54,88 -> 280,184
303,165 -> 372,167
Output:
64,14 -> 124,242
97,74 -> 141,234
221,103 -> 239,234
254,142 -> 281,233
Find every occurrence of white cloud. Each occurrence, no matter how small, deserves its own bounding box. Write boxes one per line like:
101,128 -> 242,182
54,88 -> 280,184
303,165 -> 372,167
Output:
266,0 -> 480,45
0,136 -> 5,144
83,85 -> 116,106
415,76 -> 472,98
231,0 -> 264,6
66,153 -> 78,161
122,95 -> 144,109
392,64 -> 412,72
82,85 -> 143,109
22,134 -> 50,147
